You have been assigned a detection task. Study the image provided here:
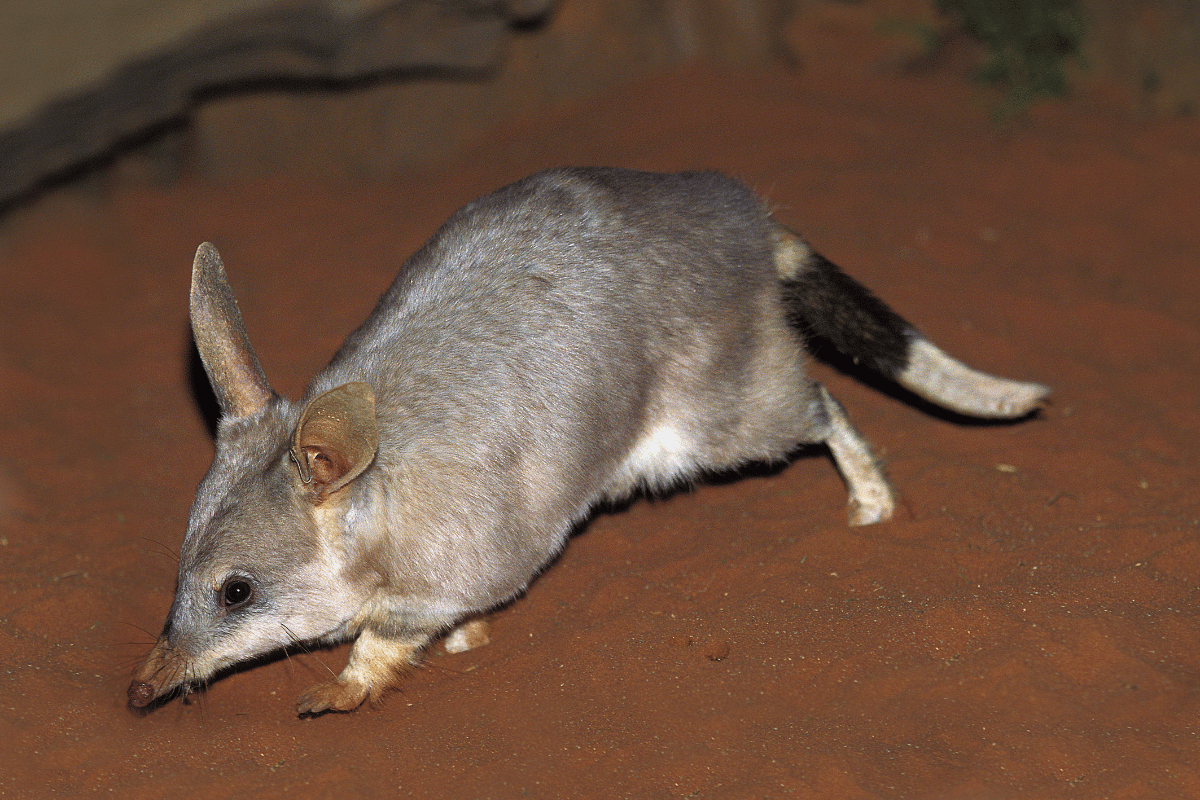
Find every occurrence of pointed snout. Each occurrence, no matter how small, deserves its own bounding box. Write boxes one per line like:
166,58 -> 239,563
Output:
127,636 -> 187,710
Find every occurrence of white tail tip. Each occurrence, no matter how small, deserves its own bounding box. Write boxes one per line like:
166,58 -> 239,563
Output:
898,338 -> 1050,418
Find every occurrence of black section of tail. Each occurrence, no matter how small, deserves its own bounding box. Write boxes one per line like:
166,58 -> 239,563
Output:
781,251 -> 915,378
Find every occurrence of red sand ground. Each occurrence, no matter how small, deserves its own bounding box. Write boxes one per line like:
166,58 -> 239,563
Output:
2,25 -> 1199,800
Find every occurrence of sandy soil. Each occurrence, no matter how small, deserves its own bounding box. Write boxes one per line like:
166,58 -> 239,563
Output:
2,19 -> 1199,800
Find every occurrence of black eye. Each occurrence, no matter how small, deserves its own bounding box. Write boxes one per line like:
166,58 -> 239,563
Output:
220,577 -> 254,610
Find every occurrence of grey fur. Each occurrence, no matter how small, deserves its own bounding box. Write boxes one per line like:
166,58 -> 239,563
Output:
128,168 -> 1049,715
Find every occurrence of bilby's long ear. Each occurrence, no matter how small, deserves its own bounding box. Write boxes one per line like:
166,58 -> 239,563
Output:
190,243 -> 274,417
292,382 -> 378,502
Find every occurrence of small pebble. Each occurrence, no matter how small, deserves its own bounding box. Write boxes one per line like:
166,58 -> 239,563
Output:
668,633 -> 693,648
704,638 -> 730,661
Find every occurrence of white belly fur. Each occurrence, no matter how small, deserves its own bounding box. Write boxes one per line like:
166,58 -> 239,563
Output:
608,424 -> 698,497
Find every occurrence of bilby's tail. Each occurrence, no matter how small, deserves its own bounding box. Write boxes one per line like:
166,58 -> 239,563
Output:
772,225 -> 1050,418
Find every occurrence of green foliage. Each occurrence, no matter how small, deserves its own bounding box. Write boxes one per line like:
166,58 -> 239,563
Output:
936,0 -> 1087,117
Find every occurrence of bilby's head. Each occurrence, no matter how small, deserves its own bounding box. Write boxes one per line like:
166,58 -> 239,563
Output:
128,245 -> 379,709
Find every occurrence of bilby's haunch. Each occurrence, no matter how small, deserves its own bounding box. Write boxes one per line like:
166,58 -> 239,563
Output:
128,168 -> 1048,716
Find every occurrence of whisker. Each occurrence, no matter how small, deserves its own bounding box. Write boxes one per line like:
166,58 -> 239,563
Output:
113,620 -> 161,640
178,663 -> 203,713
280,623 -> 304,648
417,658 -> 479,676
138,536 -> 180,564
277,626 -> 302,686
108,639 -> 157,674
194,667 -> 210,718
113,655 -> 152,673
173,674 -> 194,722
281,623 -> 338,681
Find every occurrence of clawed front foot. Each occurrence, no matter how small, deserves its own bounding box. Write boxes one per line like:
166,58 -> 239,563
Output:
297,678 -> 370,715
296,628 -> 426,717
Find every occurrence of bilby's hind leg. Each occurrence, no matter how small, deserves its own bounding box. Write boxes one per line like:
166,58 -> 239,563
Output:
443,618 -> 491,654
817,385 -> 897,526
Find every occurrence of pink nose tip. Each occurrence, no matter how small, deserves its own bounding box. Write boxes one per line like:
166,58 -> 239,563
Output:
127,680 -> 156,708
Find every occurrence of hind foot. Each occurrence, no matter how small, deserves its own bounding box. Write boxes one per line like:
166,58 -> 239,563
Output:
817,386 -> 897,526
444,618 -> 491,654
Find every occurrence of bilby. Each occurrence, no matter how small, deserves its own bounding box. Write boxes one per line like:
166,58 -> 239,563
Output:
128,168 -> 1048,715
